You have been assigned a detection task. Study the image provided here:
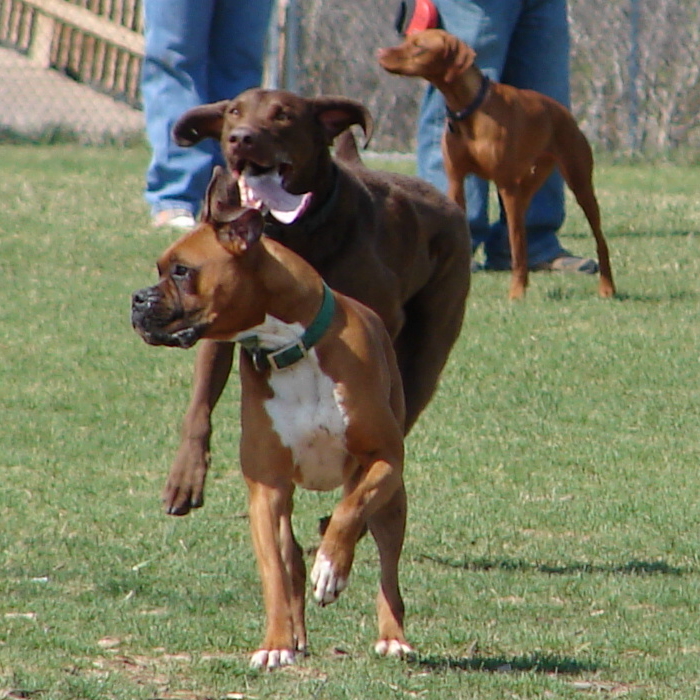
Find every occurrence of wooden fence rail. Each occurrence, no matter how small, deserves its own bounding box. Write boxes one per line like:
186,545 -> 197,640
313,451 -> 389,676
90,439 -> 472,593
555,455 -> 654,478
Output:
0,0 -> 143,106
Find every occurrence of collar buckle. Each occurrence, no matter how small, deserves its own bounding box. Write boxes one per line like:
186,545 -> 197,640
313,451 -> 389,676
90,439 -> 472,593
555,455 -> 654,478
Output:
267,340 -> 308,372
240,283 -> 335,373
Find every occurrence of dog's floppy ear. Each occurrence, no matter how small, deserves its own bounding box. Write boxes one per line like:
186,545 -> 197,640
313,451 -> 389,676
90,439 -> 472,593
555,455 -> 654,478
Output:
173,101 -> 229,146
205,167 -> 260,255
215,207 -> 265,256
202,166 -> 242,223
443,36 -> 476,83
312,97 -> 374,148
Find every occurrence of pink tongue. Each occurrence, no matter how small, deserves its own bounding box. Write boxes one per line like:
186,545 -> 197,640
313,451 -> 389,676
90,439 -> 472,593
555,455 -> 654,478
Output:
242,171 -> 311,224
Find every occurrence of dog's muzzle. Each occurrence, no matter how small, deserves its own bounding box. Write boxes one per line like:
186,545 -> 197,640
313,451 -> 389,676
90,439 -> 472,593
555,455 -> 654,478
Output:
131,286 -> 162,332
131,286 -> 203,349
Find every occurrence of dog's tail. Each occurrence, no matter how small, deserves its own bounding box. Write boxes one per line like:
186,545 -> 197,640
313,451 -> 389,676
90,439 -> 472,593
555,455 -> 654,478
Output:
334,130 -> 364,167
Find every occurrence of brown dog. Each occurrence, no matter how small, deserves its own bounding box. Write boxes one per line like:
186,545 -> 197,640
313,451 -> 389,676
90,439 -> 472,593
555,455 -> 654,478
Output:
378,29 -> 615,301
161,88 -> 471,516
132,169 -> 412,668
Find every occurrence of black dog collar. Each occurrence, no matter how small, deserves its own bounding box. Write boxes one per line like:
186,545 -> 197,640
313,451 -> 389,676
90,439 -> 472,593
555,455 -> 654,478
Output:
446,74 -> 490,128
239,282 -> 336,372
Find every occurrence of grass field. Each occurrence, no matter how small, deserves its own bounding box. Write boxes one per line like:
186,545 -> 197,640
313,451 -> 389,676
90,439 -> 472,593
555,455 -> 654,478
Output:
2,144 -> 700,699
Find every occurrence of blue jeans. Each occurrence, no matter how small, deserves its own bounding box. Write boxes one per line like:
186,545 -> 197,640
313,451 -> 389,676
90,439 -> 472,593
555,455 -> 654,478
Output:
416,0 -> 570,268
141,0 -> 273,217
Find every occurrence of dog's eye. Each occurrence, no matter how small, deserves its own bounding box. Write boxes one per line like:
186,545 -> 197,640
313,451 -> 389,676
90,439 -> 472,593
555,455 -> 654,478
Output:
171,264 -> 190,279
273,108 -> 291,122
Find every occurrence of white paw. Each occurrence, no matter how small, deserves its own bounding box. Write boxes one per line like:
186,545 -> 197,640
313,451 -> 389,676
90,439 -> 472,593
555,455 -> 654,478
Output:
374,639 -> 414,658
310,552 -> 347,605
250,648 -> 296,670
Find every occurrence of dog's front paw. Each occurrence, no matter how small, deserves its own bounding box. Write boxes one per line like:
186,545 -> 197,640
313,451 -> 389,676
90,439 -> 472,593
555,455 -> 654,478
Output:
250,648 -> 296,670
374,638 -> 414,658
311,552 -> 348,606
162,440 -> 211,515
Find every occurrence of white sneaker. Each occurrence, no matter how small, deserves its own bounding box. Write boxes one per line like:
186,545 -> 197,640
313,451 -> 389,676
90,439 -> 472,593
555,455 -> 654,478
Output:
153,209 -> 196,229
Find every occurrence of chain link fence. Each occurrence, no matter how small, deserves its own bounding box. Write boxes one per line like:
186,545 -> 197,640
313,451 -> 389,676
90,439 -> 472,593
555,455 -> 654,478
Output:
1,0 -> 699,153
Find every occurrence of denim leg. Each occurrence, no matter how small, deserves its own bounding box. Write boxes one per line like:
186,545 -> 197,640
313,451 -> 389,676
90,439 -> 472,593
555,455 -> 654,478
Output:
142,1 -> 271,218
417,85 -> 492,250
142,0 -> 219,216
488,0 -> 570,267
417,0 -> 512,250
209,1 -> 273,101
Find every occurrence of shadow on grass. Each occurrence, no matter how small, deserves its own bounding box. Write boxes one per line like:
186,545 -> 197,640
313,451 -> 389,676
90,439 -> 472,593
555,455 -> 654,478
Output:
619,291 -> 700,304
416,553 -> 687,576
608,229 -> 697,240
411,650 -> 598,674
544,288 -> 700,303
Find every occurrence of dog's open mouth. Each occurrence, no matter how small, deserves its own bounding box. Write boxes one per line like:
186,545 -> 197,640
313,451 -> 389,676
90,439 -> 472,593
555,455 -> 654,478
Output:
233,160 -> 312,225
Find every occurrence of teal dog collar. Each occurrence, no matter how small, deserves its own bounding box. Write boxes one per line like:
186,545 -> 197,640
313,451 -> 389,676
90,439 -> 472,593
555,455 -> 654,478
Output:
239,283 -> 336,372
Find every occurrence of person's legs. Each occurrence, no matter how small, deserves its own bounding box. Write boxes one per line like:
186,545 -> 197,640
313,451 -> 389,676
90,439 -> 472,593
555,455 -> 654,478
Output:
209,0 -> 273,102
142,0 -> 219,220
417,0 -> 518,253
485,0 -> 571,267
417,0 -> 532,258
417,0 -> 595,271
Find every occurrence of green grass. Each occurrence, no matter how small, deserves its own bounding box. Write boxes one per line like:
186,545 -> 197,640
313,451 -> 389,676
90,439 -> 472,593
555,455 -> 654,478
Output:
2,144 -> 700,699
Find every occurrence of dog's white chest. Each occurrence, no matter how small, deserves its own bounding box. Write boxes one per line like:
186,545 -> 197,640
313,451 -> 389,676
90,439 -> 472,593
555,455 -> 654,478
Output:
237,317 -> 349,491
265,357 -> 349,491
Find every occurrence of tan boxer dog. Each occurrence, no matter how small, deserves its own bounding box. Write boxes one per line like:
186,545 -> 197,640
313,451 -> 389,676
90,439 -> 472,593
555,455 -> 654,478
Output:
131,168 -> 412,669
379,29 -> 615,300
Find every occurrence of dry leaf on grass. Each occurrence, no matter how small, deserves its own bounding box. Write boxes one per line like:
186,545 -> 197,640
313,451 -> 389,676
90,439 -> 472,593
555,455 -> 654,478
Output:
97,637 -> 121,649
570,680 -> 635,696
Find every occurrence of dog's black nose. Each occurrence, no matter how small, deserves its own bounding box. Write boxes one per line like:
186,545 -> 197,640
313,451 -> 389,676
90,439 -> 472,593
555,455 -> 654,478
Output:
132,288 -> 148,308
229,126 -> 256,146
131,287 -> 159,313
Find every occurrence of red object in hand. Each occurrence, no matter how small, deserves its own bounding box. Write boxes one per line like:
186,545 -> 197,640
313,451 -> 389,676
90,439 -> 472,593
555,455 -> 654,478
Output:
394,0 -> 439,37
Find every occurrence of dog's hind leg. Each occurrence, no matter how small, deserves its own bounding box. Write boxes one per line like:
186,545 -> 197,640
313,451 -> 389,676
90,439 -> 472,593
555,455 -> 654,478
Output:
368,482 -> 413,657
557,138 -> 616,298
394,255 -> 469,432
